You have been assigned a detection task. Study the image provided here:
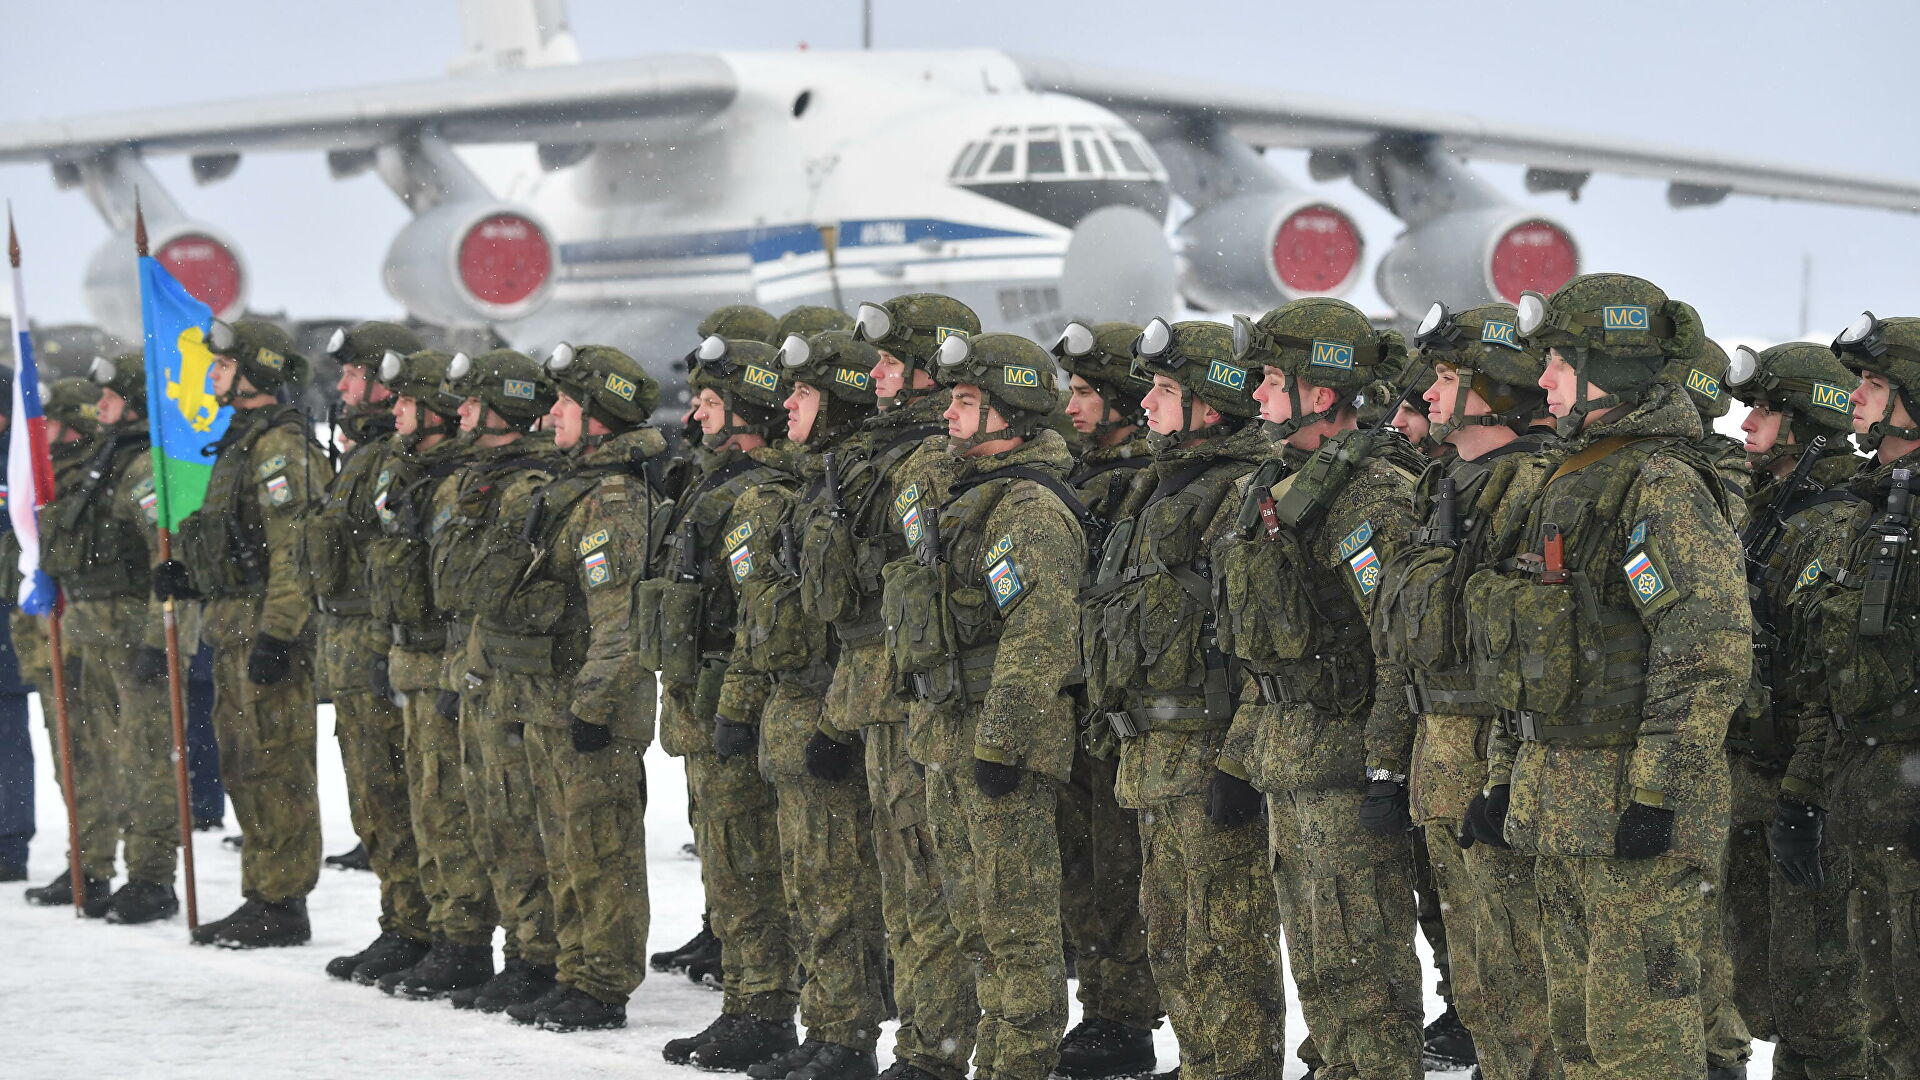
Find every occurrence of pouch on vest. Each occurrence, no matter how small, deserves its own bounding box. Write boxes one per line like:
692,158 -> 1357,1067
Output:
303,513 -> 356,601
1371,545 -> 1467,673
472,626 -> 555,677
365,535 -> 435,631
881,558 -> 960,701
1796,577 -> 1919,720
1214,531 -> 1317,666
798,511 -> 860,625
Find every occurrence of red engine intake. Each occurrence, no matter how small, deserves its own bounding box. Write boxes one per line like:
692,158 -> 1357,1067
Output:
384,202 -> 557,327
1177,192 -> 1365,312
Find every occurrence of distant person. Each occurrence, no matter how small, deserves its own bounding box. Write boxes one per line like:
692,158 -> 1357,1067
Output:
0,369 -> 33,883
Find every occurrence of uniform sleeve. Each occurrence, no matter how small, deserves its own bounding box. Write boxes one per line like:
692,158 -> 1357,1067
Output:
1623,458 -> 1752,806
972,485 -> 1087,777
1355,470 -> 1420,776
566,475 -> 648,728
117,455 -> 170,651
714,488 -> 786,726
1212,473 -> 1263,779
254,426 -> 327,642
1775,503 -> 1861,805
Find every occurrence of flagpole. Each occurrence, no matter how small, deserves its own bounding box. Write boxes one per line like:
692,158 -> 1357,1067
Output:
10,207 -> 84,916
136,199 -> 199,931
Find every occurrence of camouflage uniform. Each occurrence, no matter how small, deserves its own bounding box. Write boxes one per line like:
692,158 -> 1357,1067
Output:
177,394 -> 328,908
886,403 -> 1084,1080
1080,320 -> 1283,1080
1474,277 -> 1749,1080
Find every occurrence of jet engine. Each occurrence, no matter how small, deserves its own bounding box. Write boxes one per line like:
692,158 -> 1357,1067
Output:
83,221 -> 248,342
1375,208 -> 1579,317
1175,191 -> 1364,313
382,201 -> 556,328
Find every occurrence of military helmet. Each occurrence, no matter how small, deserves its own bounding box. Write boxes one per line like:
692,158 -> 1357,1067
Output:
687,336 -> 790,441
1132,317 -> 1258,434
209,318 -> 309,391
441,348 -> 555,431
1514,274 -> 1702,389
697,304 -> 779,346
324,321 -> 424,370
88,351 -> 146,414
933,332 -> 1058,450
1830,312 -> 1920,442
1233,298 -> 1406,440
1665,338 -> 1732,420
44,377 -> 101,437
545,343 -> 661,428
1728,340 -> 1860,466
775,305 -> 853,341
776,330 -> 880,407
1054,319 -> 1152,426
1412,301 -> 1548,438
378,349 -> 461,419
852,293 -> 982,376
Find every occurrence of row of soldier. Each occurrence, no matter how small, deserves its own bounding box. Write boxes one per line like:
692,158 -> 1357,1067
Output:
13,273 -> 1920,1080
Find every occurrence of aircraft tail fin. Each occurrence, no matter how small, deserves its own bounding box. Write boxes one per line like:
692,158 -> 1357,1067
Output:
449,0 -> 581,75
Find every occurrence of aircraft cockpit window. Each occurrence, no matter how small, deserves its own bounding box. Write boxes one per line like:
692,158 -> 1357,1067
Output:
1028,139 -> 1066,177
1071,140 -> 1092,175
956,141 -> 992,179
950,142 -> 980,180
987,143 -> 1018,176
1090,140 -> 1115,174
1108,134 -> 1150,176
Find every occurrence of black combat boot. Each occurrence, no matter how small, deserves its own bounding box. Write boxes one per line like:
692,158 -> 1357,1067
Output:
652,917 -> 719,973
788,1042 -> 877,1080
24,868 -> 112,909
687,939 -> 725,988
689,1015 -> 799,1072
532,985 -> 628,1032
874,1064 -> 942,1080
748,1038 -> 824,1079
507,981 -> 573,1025
324,842 -> 372,871
455,958 -> 557,1012
1421,1003 -> 1476,1070
327,930 -> 426,981
397,939 -> 494,1000
81,881 -> 117,919
1707,1064 -> 1749,1079
666,1014 -> 739,1065
0,860 -> 25,882
1056,1017 -> 1156,1079
104,880 -> 179,925
199,897 -> 311,948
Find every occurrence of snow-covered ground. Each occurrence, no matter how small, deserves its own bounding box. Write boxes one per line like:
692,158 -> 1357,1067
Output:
2,697 -> 1772,1078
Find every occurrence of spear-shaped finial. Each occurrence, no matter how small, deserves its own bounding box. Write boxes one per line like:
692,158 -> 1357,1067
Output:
134,188 -> 150,258
7,200 -> 19,270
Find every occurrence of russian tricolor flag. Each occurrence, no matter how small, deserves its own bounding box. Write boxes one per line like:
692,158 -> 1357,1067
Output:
8,215 -> 58,615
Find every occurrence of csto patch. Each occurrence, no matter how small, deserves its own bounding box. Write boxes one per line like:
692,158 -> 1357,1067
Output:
1347,544 -> 1381,595
729,543 -> 754,582
583,549 -> 611,588
579,529 -> 610,555
987,558 -> 1026,610
1623,549 -> 1667,605
1794,557 -> 1824,594
1206,359 -> 1247,390
1310,340 -> 1354,370
724,521 -> 753,549
265,474 -> 292,506
1480,320 -> 1519,349
1686,368 -> 1723,400
1338,520 -> 1374,559
1810,382 -> 1852,413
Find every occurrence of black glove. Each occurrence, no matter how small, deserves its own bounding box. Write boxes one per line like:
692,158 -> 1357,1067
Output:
132,645 -> 169,684
570,713 -> 612,754
1358,779 -> 1413,837
1768,798 -> 1826,888
973,758 -> 1022,798
246,634 -> 294,686
1460,784 -> 1512,849
369,656 -> 394,704
1205,768 -> 1263,827
805,731 -> 857,782
713,719 -> 757,762
1613,800 -> 1676,860
151,560 -> 198,601
435,689 -> 461,721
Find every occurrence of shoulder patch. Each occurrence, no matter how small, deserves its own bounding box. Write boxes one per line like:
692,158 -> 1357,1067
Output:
265,474 -> 293,506
729,543 -> 754,582
1347,544 -> 1381,595
582,549 -> 611,588
258,455 -> 288,478
1628,519 -> 1648,550
982,533 -> 1014,568
1794,557 -> 1824,593
1623,549 -> 1668,605
986,557 -> 1026,611
724,520 -> 753,549
579,529 -> 610,556
1337,520 -> 1375,559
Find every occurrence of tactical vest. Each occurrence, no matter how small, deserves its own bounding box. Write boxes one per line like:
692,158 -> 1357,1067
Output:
366,448 -> 464,651
39,434 -> 150,599
1788,477 -> 1920,743
307,437 -> 387,617
1464,437 -> 1696,746
1080,456 -> 1253,732
725,473 -> 831,688
177,405 -> 315,597
883,466 -> 1085,706
427,447 -> 558,621
1070,451 -> 1152,578
633,457 -> 789,686
1372,445 -> 1549,718
797,425 -> 939,643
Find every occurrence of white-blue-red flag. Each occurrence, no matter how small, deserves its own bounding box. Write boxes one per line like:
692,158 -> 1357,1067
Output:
7,210 -> 59,615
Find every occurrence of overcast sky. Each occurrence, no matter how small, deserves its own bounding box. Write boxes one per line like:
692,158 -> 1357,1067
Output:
1,0 -> 1914,344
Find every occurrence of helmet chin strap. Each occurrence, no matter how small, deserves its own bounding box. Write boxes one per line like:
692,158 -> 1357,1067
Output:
1556,351 -> 1631,440
1867,385 -> 1920,444
1428,376 -> 1505,444
1262,378 -> 1338,444
950,390 -> 1039,454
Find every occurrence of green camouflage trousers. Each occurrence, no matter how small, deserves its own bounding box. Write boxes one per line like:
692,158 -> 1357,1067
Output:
42,643 -> 119,883
686,745 -> 797,1021
461,681 -> 556,966
1849,843 -> 1920,1079
66,598 -> 179,886
1536,854 -> 1707,1080
1764,837 -> 1876,1080
1268,786 -> 1423,1080
202,596 -> 319,903
524,720 -> 651,1003
773,750 -> 887,1047
1426,821 -> 1556,1080
398,679 -> 495,945
1410,829 -> 1453,1005
1138,793 -> 1285,1080
1058,743 -> 1161,1030
333,686 -> 428,939
863,721 -> 976,1080
925,759 -> 1067,1080
1703,837 -> 1754,1071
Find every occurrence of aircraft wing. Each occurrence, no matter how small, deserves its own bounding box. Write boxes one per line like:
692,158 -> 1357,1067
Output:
1013,56 -> 1920,213
0,54 -> 737,162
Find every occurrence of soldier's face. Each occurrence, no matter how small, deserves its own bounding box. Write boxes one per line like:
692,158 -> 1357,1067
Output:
1254,368 -> 1333,425
1142,375 -> 1188,435
1392,401 -> 1429,445
210,355 -> 238,396
97,390 -> 126,427
871,351 -> 906,400
943,384 -> 1008,447
1539,349 -> 1607,419
1064,375 -> 1113,434
337,364 -> 390,409
457,397 -> 484,432
784,383 -> 822,444
551,393 -> 585,450
692,388 -> 731,437
1850,373 -> 1907,435
1741,403 -> 1785,453
393,395 -> 423,437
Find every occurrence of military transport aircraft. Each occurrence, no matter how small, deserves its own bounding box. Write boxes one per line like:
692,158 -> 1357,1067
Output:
2,0 -> 1916,386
